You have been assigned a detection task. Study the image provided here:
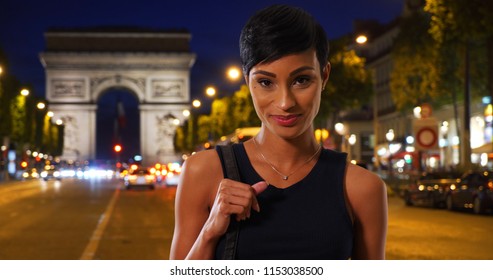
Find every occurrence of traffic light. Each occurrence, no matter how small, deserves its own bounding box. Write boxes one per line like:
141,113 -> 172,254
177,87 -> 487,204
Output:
20,161 -> 28,169
114,144 -> 122,153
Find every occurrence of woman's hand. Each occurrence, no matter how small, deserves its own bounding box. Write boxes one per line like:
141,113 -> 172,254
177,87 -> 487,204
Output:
203,180 -> 268,240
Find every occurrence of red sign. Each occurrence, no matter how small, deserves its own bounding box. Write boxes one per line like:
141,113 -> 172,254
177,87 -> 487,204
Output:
413,118 -> 439,150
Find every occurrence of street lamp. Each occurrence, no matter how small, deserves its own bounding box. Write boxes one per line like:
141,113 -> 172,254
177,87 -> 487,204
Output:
37,102 -> 46,110
226,66 -> 241,81
348,134 -> 357,161
20,89 -> 29,96
205,86 -> 216,98
334,122 -> 348,152
386,129 -> 395,142
192,99 -> 201,108
413,106 -> 422,118
355,35 -> 368,44
386,129 -> 395,178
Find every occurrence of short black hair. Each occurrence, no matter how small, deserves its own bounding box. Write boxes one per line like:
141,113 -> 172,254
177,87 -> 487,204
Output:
239,4 -> 329,76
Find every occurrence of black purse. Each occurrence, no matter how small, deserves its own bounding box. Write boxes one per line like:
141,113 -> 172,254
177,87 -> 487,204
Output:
218,145 -> 241,260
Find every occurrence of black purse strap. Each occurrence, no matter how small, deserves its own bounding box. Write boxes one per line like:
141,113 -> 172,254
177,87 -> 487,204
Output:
218,145 -> 240,260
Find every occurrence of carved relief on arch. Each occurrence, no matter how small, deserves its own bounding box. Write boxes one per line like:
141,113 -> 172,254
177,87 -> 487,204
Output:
90,74 -> 145,102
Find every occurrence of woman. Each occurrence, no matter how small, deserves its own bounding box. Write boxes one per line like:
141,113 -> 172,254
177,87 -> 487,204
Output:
170,4 -> 387,260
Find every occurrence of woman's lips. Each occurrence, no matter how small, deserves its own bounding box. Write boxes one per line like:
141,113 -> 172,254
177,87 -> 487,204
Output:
271,114 -> 301,126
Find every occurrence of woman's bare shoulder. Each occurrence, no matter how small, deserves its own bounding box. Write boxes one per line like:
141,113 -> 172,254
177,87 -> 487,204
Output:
182,149 -> 223,177
345,164 -> 386,204
179,149 -> 224,198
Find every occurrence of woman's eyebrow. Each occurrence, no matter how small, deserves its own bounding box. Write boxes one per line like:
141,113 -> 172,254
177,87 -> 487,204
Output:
251,70 -> 276,77
251,66 -> 315,78
289,66 -> 315,77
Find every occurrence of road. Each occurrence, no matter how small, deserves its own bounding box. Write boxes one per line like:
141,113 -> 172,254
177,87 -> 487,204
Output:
0,178 -> 492,260
0,177 -> 175,260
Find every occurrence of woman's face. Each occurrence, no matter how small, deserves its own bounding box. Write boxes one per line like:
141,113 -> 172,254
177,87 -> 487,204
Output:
246,49 -> 329,140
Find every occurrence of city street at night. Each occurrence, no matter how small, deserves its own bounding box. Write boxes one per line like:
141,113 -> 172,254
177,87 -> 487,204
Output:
0,178 -> 492,260
0,177 -> 175,260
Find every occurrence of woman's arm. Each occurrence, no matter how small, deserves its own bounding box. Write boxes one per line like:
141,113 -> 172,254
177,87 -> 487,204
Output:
345,164 -> 388,260
169,150 -> 267,260
169,150 -> 221,259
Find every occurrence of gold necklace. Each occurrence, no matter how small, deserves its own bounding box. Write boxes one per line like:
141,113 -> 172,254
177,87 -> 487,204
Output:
252,137 -> 322,181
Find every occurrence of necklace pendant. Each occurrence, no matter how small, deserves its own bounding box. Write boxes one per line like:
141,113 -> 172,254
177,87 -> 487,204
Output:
282,176 -> 288,180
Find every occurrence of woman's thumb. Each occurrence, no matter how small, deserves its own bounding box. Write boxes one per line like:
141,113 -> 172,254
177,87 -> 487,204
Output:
251,181 -> 268,195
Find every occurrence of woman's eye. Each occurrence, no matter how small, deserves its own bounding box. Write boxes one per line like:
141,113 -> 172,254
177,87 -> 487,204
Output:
258,79 -> 272,87
293,76 -> 311,86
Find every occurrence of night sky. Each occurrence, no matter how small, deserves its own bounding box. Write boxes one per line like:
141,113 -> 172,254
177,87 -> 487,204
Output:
1,0 -> 404,160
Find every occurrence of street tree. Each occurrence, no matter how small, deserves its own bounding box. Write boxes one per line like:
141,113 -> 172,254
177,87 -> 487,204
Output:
424,0 -> 493,104
390,10 -> 440,110
228,84 -> 260,130
316,36 -> 373,136
425,0 -> 493,167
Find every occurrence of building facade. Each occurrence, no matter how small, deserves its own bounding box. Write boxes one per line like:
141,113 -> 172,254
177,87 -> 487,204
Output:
40,28 -> 196,166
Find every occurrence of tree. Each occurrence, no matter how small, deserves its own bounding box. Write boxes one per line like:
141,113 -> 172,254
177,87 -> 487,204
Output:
390,10 -> 441,110
229,84 -> 260,130
317,36 -> 373,132
209,97 -> 231,141
425,0 -> 493,168
425,0 -> 492,101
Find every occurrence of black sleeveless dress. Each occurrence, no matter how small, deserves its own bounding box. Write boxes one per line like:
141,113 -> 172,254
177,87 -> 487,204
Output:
214,143 -> 353,260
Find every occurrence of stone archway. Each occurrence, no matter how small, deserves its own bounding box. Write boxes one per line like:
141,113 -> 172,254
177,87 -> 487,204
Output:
40,28 -> 196,165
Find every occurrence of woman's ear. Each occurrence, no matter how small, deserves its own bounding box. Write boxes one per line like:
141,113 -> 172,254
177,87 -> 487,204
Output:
244,74 -> 249,86
322,62 -> 331,90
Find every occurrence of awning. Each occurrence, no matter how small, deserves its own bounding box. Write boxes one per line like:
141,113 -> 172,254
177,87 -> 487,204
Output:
472,142 -> 493,154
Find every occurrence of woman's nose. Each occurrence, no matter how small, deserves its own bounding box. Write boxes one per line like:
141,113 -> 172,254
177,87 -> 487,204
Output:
276,87 -> 296,110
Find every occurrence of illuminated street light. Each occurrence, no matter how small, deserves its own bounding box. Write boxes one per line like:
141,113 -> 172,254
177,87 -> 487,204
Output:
0,65 -> 3,75
55,119 -> 63,125
47,111 -> 54,118
192,99 -> 201,108
386,129 -> 395,142
334,122 -> 347,135
114,144 -> 122,153
355,35 -> 368,44
20,89 -> 29,96
37,102 -> 46,110
413,106 -> 422,118
205,86 -> 216,97
227,66 -> 241,81
348,134 -> 357,146
182,109 -> 190,117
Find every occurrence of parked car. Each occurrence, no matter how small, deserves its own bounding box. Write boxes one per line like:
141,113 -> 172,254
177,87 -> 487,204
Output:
404,172 -> 460,208
445,170 -> 493,214
123,168 -> 155,190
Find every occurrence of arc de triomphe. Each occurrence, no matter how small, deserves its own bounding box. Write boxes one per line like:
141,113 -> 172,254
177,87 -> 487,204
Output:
40,28 -> 195,166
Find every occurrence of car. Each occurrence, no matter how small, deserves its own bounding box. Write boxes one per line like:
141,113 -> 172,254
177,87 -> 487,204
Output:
403,171 -> 460,208
22,168 -> 40,180
445,170 -> 493,214
164,171 -> 180,186
123,168 -> 155,190
163,162 -> 182,187
40,167 -> 62,181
